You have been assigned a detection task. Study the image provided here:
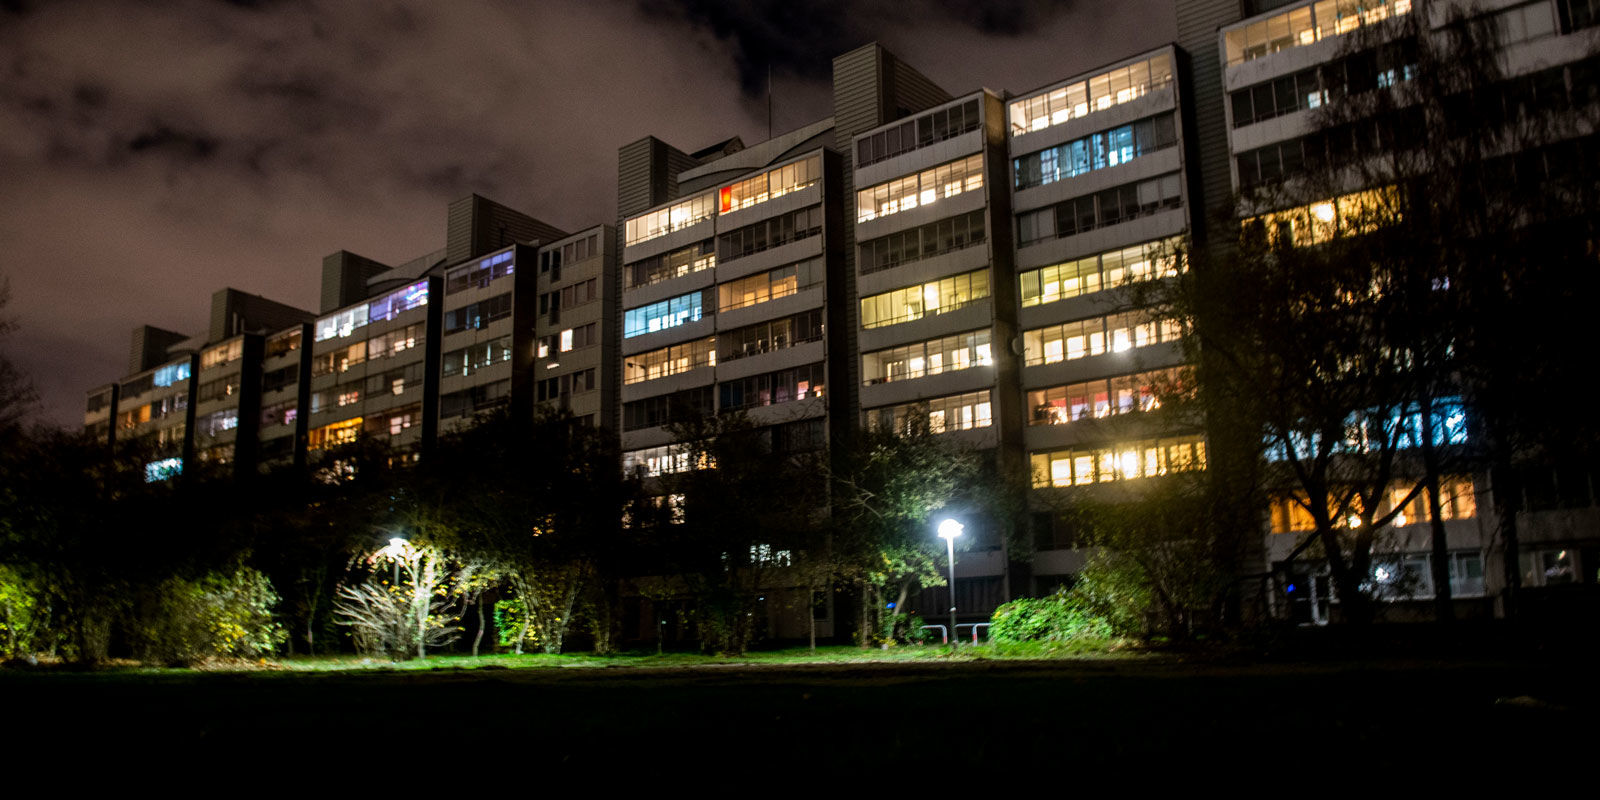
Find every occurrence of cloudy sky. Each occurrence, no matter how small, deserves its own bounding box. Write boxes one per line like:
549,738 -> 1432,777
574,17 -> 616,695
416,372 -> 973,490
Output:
1,0 -> 1176,428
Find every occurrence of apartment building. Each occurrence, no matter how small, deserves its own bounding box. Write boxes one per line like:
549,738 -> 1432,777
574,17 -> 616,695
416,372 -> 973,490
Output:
80,4 -> 1599,629
87,194 -> 593,479
1006,46 -> 1200,590
92,289 -> 314,481
1211,0 -> 1600,621
258,323 -> 310,470
532,226 -> 616,426
617,130 -> 838,479
849,90 -> 1026,612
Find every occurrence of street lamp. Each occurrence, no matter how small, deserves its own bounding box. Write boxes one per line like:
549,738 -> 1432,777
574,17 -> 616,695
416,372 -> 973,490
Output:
937,518 -> 962,645
380,536 -> 407,588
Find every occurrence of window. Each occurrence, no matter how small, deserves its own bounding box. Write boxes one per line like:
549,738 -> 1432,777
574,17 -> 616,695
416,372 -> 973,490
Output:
368,323 -> 424,361
624,290 -> 709,338
1027,368 -> 1181,425
1023,312 -> 1182,366
366,403 -> 422,438
446,250 -> 514,294
857,154 -> 984,223
717,257 -> 823,311
196,374 -> 241,403
1008,53 -> 1173,135
565,323 -> 598,353
544,233 -> 599,272
862,330 -> 992,385
858,99 -> 982,166
444,293 -> 513,333
623,444 -> 700,477
1223,0 -> 1412,66
364,362 -> 426,397
718,310 -> 824,362
625,338 -> 716,384
537,369 -> 599,402
625,192 -> 717,246
201,339 -> 243,370
153,362 -> 190,388
1238,105 -> 1424,190
624,387 -> 714,430
1017,173 -> 1182,246
1368,551 -> 1486,599
1031,436 -> 1207,488
309,417 -> 363,450
717,205 -> 824,262
860,269 -> 990,329
1020,238 -> 1182,307
1570,0 -> 1600,31
195,409 -> 238,437
1520,547 -> 1579,587
865,391 -> 993,435
441,380 -> 511,418
312,341 -> 367,377
265,329 -> 302,358
718,362 -> 826,411
548,278 -> 599,313
773,419 -> 826,454
720,154 -> 822,212
310,381 -> 363,413
1013,114 -> 1177,190
86,389 -> 113,414
1386,477 -> 1477,526
1246,186 -> 1398,247
858,210 -> 986,274
626,241 -> 716,289
368,281 -> 430,323
316,304 -> 370,342
263,365 -> 298,393
118,403 -> 153,429
261,400 -> 297,428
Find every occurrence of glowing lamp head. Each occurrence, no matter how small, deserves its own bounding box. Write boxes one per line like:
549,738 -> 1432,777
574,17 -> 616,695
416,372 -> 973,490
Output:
937,519 -> 964,541
1312,202 -> 1336,223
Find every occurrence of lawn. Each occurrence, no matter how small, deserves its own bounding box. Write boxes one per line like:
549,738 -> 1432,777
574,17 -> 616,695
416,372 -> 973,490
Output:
2,644 -> 1589,776
263,641 -> 1138,672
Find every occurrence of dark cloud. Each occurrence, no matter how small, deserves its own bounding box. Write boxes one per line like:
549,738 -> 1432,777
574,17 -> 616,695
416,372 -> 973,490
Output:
640,0 -> 1080,94
126,125 -> 220,160
1,0 -> 1174,427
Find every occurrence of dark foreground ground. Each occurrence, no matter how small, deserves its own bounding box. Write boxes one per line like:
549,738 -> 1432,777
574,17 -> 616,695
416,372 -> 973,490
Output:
2,650 -> 1593,777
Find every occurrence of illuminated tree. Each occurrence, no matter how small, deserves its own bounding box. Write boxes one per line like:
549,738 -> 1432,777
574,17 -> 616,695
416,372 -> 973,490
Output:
334,538 -> 468,660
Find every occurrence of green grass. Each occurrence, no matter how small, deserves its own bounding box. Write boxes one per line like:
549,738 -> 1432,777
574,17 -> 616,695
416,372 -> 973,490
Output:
264,641 -> 1137,673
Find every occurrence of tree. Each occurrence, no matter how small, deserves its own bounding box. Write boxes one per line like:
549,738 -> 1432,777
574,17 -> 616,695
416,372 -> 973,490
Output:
652,411 -> 825,654
1056,467 -> 1244,638
424,407 -> 631,655
333,538 -> 468,660
828,413 -> 1014,645
1284,5 -> 1600,621
0,274 -> 35,437
1157,4 -> 1600,624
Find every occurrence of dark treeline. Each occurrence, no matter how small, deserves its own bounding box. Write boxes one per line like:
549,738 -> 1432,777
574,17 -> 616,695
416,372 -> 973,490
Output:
0,403 -> 1021,664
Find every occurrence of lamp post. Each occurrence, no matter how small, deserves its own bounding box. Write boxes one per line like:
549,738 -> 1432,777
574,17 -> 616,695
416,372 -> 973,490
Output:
381,536 -> 407,589
937,518 -> 962,645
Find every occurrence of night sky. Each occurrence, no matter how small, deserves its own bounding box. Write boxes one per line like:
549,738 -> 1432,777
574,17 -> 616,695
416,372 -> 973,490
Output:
1,0 -> 1175,428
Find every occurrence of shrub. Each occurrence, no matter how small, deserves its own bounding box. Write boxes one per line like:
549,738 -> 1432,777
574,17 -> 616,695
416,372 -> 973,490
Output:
989,588 -> 1112,646
130,566 -> 287,665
